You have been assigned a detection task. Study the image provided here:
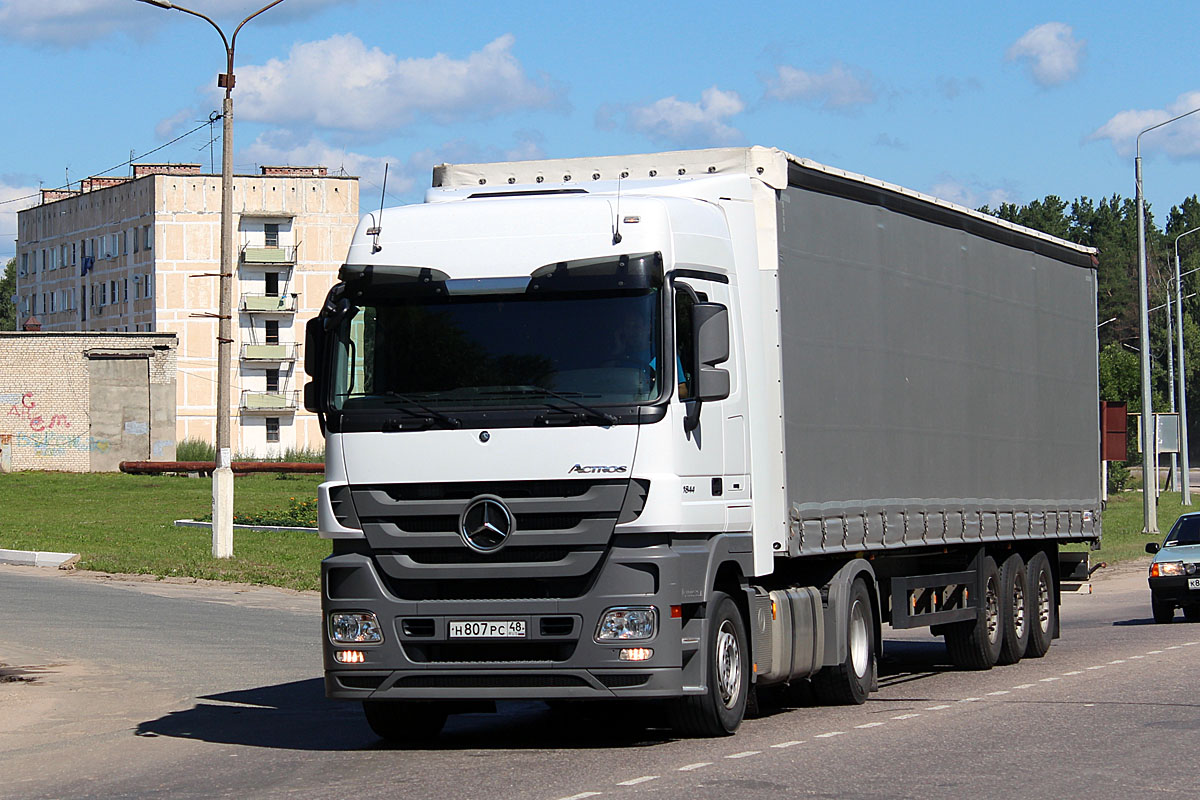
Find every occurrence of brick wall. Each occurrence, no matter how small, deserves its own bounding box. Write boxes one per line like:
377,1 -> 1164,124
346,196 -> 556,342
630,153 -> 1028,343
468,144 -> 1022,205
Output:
0,332 -> 177,472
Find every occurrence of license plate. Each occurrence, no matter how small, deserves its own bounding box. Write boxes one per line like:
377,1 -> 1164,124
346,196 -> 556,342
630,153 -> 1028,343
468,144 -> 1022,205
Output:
1189,578 -> 1200,590
449,620 -> 526,638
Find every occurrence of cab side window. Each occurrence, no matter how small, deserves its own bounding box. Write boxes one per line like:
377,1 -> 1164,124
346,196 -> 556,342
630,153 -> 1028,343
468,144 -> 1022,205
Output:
674,287 -> 696,400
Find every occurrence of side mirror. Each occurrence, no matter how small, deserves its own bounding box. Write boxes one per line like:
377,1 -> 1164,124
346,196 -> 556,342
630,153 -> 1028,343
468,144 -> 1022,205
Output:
1146,542 -> 1161,554
303,381 -> 320,413
304,317 -> 324,380
693,302 -> 730,402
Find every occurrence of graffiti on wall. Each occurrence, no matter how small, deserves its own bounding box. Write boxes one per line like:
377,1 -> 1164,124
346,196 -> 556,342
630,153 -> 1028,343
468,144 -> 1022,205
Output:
2,392 -> 73,433
14,432 -> 110,458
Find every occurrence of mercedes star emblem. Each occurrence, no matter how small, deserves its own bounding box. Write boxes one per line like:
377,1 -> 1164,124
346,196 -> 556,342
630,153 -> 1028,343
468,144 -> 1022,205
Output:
460,496 -> 514,552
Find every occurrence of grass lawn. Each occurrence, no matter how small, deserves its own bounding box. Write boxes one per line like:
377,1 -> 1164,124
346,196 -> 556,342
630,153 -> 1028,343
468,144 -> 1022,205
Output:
0,471 -> 328,591
1084,490 -> 1192,565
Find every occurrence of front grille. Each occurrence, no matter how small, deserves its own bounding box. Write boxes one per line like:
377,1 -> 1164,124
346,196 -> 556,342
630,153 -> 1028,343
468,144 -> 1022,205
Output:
401,618 -> 436,637
380,480 -> 606,502
395,674 -> 590,689
539,616 -> 575,637
381,574 -> 594,601
403,642 -> 577,664
404,547 -> 579,565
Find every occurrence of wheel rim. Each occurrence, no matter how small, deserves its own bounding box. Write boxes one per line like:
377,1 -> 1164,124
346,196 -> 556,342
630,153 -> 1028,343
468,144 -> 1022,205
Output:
1036,571 -> 1052,634
984,575 -> 1000,645
715,620 -> 742,709
1012,575 -> 1026,639
848,598 -> 870,678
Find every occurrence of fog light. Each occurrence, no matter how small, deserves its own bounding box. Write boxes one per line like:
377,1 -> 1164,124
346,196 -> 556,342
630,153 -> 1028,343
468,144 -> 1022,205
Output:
330,611 -> 383,644
596,607 -> 657,641
620,648 -> 654,662
334,650 -> 366,664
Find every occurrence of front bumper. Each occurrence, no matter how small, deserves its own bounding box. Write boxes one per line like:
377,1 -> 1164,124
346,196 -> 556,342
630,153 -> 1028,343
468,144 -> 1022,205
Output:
322,541 -> 699,701
1148,575 -> 1200,605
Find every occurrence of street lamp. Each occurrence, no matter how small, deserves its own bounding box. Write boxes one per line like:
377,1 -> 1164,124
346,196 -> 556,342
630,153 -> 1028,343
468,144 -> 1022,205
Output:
1174,225 -> 1200,505
1135,104 -> 1200,533
137,0 -> 286,558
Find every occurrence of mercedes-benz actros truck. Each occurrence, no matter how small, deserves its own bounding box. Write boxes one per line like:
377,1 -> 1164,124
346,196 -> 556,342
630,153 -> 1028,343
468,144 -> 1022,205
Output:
303,146 -> 1101,740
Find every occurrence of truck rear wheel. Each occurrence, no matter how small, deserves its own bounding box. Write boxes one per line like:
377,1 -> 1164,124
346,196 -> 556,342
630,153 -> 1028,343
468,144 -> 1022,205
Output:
362,700 -> 448,744
811,578 -> 874,705
996,554 -> 1029,665
1025,551 -> 1056,657
668,592 -> 748,737
945,555 -> 1003,670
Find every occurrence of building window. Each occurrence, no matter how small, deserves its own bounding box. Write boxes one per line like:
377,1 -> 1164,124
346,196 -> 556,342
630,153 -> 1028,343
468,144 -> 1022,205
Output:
266,369 -> 280,393
264,223 -> 279,248
265,320 -> 279,345
20,253 -> 27,276
265,417 -> 280,443
144,226 -> 152,251
264,271 -> 279,296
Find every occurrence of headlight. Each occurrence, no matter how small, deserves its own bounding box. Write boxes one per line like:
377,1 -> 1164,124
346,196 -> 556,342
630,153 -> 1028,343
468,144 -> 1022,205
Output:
596,607 -> 657,641
1151,561 -> 1185,577
329,611 -> 383,644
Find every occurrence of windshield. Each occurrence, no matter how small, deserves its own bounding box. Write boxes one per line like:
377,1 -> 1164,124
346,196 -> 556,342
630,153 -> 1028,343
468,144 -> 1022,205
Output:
1165,516 -> 1200,547
330,288 -> 663,412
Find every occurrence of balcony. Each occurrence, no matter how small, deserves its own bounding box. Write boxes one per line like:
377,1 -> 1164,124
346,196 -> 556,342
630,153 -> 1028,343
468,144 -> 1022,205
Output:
240,343 -> 298,363
240,244 -> 296,265
240,390 -> 299,413
240,293 -> 297,313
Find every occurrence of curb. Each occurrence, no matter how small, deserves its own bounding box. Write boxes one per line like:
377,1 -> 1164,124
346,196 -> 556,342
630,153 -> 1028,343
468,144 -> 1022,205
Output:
0,549 -> 80,569
173,520 -> 318,535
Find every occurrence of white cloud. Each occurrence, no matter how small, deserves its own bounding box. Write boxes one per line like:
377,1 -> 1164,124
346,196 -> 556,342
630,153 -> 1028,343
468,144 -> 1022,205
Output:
0,179 -> 41,263
764,62 -> 876,110
239,131 -> 548,205
1089,91 -> 1200,158
1006,22 -> 1084,87
0,0 -> 351,46
229,34 -> 563,133
929,177 -> 1014,210
624,87 -> 745,146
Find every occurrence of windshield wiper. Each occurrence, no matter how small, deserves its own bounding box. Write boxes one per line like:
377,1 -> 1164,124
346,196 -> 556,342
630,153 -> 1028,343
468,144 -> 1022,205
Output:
482,386 -> 618,426
340,392 -> 462,429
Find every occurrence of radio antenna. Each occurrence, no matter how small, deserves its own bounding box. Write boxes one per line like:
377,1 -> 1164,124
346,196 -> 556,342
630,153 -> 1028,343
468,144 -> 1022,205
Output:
612,171 -> 624,246
368,162 -> 388,253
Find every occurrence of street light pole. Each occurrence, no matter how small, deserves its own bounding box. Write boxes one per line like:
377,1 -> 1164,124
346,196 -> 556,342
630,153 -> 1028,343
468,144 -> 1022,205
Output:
137,0 -> 286,558
1175,225 -> 1200,505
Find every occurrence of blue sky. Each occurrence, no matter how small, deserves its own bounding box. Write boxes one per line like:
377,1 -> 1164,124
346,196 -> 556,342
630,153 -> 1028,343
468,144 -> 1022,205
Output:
2,0 -> 1199,263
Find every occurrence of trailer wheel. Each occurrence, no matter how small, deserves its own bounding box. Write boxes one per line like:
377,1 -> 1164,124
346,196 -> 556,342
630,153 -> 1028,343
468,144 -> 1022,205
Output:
811,578 -> 874,705
996,554 -> 1029,665
944,555 -> 1003,670
362,700 -> 448,744
669,592 -> 748,737
1025,551 -> 1056,657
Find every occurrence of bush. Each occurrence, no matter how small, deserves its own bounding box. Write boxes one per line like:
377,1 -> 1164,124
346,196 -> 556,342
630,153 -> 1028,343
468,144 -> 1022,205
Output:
177,437 -> 216,462
1107,461 -> 1131,493
200,495 -> 317,528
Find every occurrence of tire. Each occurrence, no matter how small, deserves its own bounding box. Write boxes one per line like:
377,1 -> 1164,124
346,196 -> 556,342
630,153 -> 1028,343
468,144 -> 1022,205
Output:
1025,551 -> 1056,657
811,578 -> 875,705
945,555 -> 1003,670
669,592 -> 749,737
362,700 -> 448,744
1152,595 -> 1175,624
1183,605 -> 1200,623
996,554 -> 1029,665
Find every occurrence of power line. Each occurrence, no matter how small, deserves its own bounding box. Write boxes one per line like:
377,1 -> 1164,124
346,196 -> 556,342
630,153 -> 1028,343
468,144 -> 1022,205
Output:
0,117 -> 218,208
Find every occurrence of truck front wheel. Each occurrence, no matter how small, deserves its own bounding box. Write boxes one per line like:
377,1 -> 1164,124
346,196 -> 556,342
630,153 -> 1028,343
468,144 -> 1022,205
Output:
669,592 -> 748,737
811,577 -> 874,705
363,700 -> 448,744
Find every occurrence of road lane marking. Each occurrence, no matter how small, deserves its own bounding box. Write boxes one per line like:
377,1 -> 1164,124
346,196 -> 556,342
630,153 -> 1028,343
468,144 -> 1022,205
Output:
892,713 -> 921,719
771,741 -> 804,749
1039,677 -> 1061,682
1167,645 -> 1183,650
855,722 -> 886,728
617,777 -> 658,786
726,751 -> 760,759
1013,684 -> 1036,689
926,704 -> 952,710
1147,650 -> 1163,654
1062,670 -> 1084,675
987,690 -> 1010,696
678,763 -> 712,771
1109,659 -> 1126,664
558,793 -> 603,800
1085,666 -> 1105,670
815,732 -> 845,738
959,697 -> 982,703
1184,642 -> 1198,646
1129,655 -> 1145,659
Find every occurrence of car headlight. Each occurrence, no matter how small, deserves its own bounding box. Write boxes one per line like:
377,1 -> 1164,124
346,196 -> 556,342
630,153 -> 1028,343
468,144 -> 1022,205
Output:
596,607 -> 657,641
1151,561 -> 1185,577
329,611 -> 383,644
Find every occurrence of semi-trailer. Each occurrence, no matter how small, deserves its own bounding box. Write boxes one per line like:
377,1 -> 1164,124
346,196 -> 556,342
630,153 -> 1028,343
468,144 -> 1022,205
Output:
303,146 -> 1101,740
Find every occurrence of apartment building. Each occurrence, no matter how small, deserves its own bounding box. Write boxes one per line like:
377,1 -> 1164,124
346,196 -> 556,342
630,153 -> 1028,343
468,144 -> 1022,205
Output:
14,163 -> 359,456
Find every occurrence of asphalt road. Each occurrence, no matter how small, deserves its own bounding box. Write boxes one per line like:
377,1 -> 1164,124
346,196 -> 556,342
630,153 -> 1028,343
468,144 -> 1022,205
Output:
0,560 -> 1196,800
